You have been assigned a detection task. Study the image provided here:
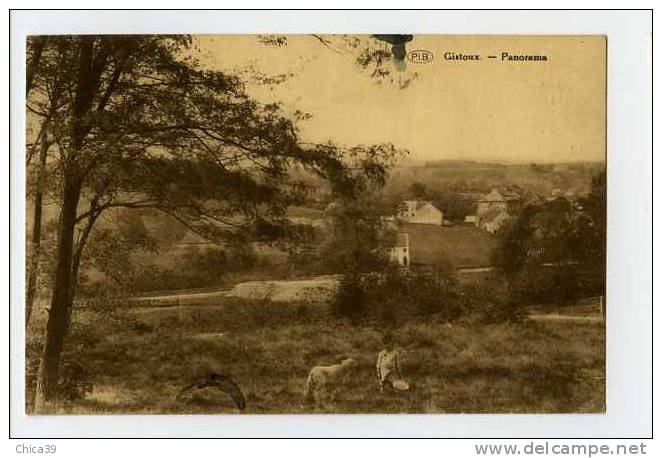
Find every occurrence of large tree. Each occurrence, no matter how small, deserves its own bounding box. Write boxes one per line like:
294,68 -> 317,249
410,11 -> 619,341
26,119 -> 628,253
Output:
493,198 -> 576,276
492,174 -> 606,307
318,194 -> 396,275
27,35 -> 397,403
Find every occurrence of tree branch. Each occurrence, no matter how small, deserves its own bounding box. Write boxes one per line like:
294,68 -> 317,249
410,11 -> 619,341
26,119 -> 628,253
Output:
26,36 -> 47,96
75,199 -> 156,223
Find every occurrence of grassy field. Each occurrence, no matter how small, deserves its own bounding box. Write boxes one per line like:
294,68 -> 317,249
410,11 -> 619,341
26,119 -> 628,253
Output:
403,223 -> 498,268
27,297 -> 605,415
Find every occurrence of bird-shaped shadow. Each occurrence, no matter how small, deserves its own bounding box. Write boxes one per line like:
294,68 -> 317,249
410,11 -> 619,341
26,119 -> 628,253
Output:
176,372 -> 246,411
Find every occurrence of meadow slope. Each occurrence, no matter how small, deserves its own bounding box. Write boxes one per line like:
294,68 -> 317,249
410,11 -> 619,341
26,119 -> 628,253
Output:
27,299 -> 605,414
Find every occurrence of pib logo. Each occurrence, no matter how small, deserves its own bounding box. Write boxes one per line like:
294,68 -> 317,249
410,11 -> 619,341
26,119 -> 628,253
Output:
407,50 -> 433,64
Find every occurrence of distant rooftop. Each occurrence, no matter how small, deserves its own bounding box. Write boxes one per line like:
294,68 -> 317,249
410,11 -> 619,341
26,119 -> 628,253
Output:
403,200 -> 434,211
480,207 -> 508,223
478,186 -> 524,202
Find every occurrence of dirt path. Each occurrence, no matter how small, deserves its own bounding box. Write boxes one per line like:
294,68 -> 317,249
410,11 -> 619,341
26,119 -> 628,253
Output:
132,289 -> 229,303
129,277 -> 604,325
132,269 -> 495,304
131,275 -> 341,306
457,266 -> 494,274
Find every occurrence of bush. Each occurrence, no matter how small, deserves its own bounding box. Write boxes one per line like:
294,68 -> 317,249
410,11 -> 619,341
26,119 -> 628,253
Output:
55,322 -> 99,402
458,275 -> 526,324
330,273 -> 367,321
509,265 -> 583,308
58,360 -> 94,402
330,267 -> 464,324
79,241 -> 261,296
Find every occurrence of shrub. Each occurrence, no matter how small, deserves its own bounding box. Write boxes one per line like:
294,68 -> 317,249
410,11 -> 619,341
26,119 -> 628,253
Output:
54,322 -> 99,402
509,265 -> 582,308
79,241 -> 261,296
459,275 -> 526,324
58,360 -> 94,402
330,273 -> 367,322
330,266 -> 463,324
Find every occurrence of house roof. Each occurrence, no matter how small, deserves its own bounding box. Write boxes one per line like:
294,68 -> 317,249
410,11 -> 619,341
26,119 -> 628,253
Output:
523,192 -> 546,206
481,207 -> 509,224
478,186 -> 523,202
403,200 -> 433,211
402,200 -> 444,215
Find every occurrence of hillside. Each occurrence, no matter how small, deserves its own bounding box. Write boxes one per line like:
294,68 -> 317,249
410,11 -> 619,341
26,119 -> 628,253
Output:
384,160 -> 603,197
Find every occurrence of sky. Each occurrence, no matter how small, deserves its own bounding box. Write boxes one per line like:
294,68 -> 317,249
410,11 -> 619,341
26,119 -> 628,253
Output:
196,35 -> 606,164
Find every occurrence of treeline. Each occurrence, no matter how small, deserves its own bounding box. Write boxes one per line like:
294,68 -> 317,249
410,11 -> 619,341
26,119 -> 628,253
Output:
327,171 -> 605,325
401,181 -> 477,222
493,171 -> 606,307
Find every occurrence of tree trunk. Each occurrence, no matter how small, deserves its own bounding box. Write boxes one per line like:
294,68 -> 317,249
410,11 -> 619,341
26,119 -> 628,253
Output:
25,123 -> 50,328
39,176 -> 81,402
38,37 -> 100,404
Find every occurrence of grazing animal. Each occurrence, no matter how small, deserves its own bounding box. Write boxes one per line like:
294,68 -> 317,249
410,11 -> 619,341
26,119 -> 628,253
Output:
177,372 -> 246,410
303,358 -> 356,407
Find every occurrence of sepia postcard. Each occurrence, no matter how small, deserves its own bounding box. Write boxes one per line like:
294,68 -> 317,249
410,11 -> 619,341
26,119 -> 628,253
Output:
23,32 -> 607,416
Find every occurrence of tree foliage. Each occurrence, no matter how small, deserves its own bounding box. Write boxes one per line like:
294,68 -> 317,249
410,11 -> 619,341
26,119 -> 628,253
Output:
317,194 -> 397,275
26,34 -> 401,402
492,171 -> 606,306
405,181 -> 477,222
258,34 -> 419,89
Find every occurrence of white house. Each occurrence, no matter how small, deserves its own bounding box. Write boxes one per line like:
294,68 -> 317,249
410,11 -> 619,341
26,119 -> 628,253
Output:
464,215 -> 479,226
476,187 -> 523,216
398,200 -> 444,226
480,208 -> 511,234
388,233 -> 410,267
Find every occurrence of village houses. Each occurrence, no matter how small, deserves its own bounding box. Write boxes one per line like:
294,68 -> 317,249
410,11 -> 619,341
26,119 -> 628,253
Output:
469,186 -> 525,234
397,200 -> 444,226
387,200 -> 443,267
388,188 -> 529,267
476,186 -> 523,215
